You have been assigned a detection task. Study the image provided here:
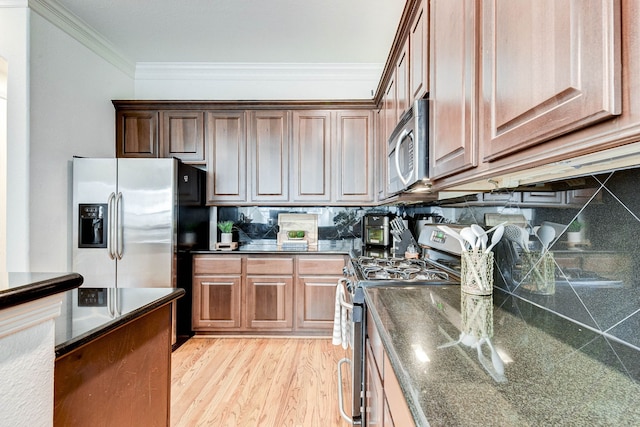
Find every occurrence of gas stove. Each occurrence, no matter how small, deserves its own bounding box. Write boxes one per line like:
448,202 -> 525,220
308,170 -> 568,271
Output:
351,255 -> 457,284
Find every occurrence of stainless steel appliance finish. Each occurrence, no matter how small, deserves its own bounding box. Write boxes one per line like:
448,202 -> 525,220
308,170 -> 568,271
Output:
387,98 -> 429,195
362,214 -> 391,247
72,158 -> 208,341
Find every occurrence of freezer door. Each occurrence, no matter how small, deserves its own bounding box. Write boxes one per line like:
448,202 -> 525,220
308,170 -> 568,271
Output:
72,158 -> 117,288
116,158 -> 177,288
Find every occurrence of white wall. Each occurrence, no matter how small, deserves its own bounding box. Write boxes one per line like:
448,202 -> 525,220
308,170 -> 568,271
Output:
0,6 -> 29,272
0,56 -> 7,272
28,12 -> 134,271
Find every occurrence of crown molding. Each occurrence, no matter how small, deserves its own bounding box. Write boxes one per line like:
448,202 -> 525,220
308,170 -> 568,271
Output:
27,0 -> 135,76
0,0 -> 28,6
135,62 -> 384,83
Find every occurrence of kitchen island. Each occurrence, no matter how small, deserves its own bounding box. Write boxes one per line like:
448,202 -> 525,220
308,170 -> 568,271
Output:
54,287 -> 184,427
364,285 -> 640,426
0,272 -> 83,427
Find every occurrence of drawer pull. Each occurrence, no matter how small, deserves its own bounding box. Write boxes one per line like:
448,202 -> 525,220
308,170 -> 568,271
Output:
201,281 -> 234,286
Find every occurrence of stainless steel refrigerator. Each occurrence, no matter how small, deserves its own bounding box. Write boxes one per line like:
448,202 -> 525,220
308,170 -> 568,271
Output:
72,157 -> 208,342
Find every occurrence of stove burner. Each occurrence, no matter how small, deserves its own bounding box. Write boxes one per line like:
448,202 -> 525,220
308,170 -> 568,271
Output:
354,256 -> 453,283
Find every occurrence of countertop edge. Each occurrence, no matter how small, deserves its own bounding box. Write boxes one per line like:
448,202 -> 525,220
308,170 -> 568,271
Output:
54,287 -> 185,358
0,273 -> 84,310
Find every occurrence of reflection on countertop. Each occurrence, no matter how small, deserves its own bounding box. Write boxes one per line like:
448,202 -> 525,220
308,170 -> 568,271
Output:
54,287 -> 184,357
364,285 -> 640,426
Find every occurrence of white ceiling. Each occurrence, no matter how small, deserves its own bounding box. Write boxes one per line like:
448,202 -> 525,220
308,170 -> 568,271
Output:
52,0 -> 406,65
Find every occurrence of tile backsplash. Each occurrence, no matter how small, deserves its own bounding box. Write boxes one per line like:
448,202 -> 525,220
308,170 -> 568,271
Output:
216,206 -> 395,242
407,167 -> 640,382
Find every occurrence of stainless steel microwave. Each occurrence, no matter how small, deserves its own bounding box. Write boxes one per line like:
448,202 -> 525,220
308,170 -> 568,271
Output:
386,99 -> 429,195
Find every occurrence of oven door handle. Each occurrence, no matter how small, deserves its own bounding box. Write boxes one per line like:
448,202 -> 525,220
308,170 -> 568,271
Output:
337,357 -> 354,424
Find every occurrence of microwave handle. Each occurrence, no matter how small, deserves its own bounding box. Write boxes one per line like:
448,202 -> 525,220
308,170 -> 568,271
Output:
394,129 -> 414,186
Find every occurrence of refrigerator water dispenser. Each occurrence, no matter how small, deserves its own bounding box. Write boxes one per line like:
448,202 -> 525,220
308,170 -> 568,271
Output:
78,203 -> 107,248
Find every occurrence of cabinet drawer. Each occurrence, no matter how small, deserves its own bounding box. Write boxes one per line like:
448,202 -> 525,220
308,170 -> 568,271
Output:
194,256 -> 242,275
247,257 -> 294,275
297,256 -> 346,275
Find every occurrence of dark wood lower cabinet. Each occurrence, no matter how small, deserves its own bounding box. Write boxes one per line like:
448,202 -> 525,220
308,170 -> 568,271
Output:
192,254 -> 346,335
54,305 -> 172,427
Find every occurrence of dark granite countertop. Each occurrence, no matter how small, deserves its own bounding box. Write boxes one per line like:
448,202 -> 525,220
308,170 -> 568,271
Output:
0,272 -> 84,309
364,285 -> 640,426
54,287 -> 184,357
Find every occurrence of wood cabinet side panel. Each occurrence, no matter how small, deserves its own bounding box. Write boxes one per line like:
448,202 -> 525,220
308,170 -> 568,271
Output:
54,306 -> 171,427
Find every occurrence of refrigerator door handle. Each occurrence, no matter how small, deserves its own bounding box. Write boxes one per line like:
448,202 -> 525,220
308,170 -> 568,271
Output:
107,192 -> 116,260
115,192 -> 124,260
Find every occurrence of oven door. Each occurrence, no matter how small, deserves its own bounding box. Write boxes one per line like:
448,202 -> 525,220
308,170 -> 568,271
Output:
336,278 -> 364,425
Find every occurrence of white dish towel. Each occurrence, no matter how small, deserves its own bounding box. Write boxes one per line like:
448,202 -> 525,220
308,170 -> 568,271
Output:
332,282 -> 351,349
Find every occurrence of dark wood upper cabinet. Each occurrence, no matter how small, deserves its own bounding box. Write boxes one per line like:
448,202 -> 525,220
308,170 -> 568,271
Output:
116,110 -> 159,158
161,111 -> 204,162
410,0 -> 429,101
205,111 -> 247,203
481,0 -> 622,161
291,110 -> 332,202
248,110 -> 290,202
334,110 -> 375,203
429,0 -> 479,180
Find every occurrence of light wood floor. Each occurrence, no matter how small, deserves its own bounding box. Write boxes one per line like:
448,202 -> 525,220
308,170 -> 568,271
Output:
171,337 -> 352,427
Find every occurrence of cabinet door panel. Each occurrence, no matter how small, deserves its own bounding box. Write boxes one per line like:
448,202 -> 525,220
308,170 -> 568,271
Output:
335,110 -> 375,202
483,0 -> 622,160
292,111 -> 331,202
161,111 -> 204,162
430,0 -> 479,179
246,276 -> 293,329
250,111 -> 289,201
296,277 -> 339,330
410,0 -> 429,101
193,275 -> 242,330
116,111 -> 158,158
396,39 -> 410,119
206,111 -> 247,203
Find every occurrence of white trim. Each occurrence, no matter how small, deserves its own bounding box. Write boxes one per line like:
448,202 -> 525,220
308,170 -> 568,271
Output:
0,294 -> 62,339
27,0 -> 135,76
0,0 -> 28,7
136,62 -> 384,83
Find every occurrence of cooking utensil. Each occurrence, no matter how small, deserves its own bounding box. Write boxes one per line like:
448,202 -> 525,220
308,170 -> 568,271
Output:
503,224 -> 529,253
470,224 -> 488,250
485,224 -> 504,253
536,225 -> 556,251
460,227 -> 478,250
